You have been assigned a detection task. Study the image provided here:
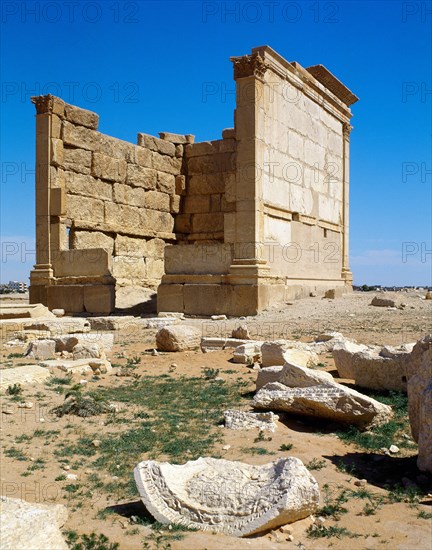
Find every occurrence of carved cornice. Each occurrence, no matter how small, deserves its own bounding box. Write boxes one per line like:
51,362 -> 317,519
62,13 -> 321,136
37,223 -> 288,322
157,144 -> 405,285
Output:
231,53 -> 269,80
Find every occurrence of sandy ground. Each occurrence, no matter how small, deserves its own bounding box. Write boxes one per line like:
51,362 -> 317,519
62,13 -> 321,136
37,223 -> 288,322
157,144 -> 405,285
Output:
1,290 -> 431,549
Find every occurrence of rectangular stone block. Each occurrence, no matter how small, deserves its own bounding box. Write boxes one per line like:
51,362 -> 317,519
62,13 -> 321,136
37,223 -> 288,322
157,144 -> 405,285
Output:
62,121 -> 98,150
146,257 -> 164,279
50,138 -> 64,167
137,133 -> 176,156
115,234 -> 147,257
105,202 -> 141,228
175,175 -> 186,195
63,148 -> 92,174
165,243 -> 232,275
143,190 -> 170,212
157,172 -> 175,194
112,255 -> 146,280
64,103 -> 99,129
152,152 -> 182,175
50,188 -> 65,216
53,249 -> 111,277
183,195 -> 211,214
192,212 -> 224,233
140,209 -> 174,233
92,152 -> 127,182
185,141 -> 215,158
66,194 -> 105,222
159,132 -> 192,144
72,230 -> 114,254
113,183 -> 145,206
126,164 -> 157,189
47,285 -> 84,313
157,284 -> 184,313
170,195 -> 181,213
83,285 -> 115,313
65,172 -> 112,201
174,214 -> 191,233
188,175 -> 225,195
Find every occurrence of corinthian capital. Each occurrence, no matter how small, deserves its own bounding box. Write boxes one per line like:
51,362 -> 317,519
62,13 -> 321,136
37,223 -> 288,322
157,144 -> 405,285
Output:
231,53 -> 268,81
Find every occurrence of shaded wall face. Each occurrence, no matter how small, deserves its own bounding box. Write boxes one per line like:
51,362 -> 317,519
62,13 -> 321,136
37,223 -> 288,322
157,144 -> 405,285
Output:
260,70 -> 344,280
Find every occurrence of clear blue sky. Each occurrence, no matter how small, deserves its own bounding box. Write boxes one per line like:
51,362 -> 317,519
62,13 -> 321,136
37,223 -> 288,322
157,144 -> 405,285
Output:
1,0 -> 431,286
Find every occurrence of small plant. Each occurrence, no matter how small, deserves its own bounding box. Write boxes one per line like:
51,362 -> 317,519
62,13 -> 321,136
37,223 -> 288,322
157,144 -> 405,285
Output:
362,497 -> 384,516
7,352 -> 24,358
4,447 -> 28,461
279,443 -> 293,451
55,474 -> 67,481
128,356 -> 141,366
240,446 -> 275,456
318,486 -> 349,520
306,458 -> 326,470
64,530 -> 119,549
418,510 -> 432,520
6,383 -> 22,395
254,430 -> 272,443
201,367 -> 220,380
52,387 -> 112,418
307,524 -> 360,539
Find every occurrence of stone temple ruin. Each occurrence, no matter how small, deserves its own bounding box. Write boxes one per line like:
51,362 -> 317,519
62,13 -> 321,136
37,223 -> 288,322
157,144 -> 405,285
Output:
29,45 -> 358,316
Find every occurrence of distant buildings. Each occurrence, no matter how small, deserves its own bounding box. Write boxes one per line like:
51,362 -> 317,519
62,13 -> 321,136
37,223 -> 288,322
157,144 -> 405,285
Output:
0,281 -> 28,294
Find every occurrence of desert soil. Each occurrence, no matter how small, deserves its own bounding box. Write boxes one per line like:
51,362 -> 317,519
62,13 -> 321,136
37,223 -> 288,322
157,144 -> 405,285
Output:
1,290 -> 431,549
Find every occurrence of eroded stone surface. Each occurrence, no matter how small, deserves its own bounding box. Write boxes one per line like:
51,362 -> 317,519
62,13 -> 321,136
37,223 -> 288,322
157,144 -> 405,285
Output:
253,364 -> 392,429
233,342 -> 263,364
406,335 -> 432,473
333,339 -> 414,391
0,365 -> 52,390
256,366 -> 284,390
24,339 -> 56,360
261,341 -> 319,368
224,409 -> 279,431
0,497 -> 68,550
134,456 -> 320,536
156,325 -> 201,352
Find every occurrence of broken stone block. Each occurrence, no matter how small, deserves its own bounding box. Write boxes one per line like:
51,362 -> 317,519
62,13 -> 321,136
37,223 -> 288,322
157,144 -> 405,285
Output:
0,496 -> 68,550
156,325 -> 201,352
54,335 -> 79,353
0,365 -> 52,391
261,341 -> 318,368
134,456 -> 319,536
256,366 -> 284,390
72,343 -> 105,360
231,325 -> 251,339
0,303 -> 54,320
224,410 -> 278,431
24,339 -> 56,360
324,288 -> 344,299
370,295 -> 397,307
406,335 -> 432,473
52,309 -> 65,317
233,342 -> 262,364
201,337 -> 251,352
253,364 -> 393,429
333,339 -> 412,391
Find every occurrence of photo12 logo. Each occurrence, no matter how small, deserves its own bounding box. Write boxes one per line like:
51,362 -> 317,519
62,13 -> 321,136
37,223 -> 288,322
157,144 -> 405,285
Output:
1,2 -> 140,24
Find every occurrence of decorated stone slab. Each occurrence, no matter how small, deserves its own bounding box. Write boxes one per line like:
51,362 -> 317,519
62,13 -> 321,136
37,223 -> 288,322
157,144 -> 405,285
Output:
224,409 -> 278,431
134,456 -> 319,536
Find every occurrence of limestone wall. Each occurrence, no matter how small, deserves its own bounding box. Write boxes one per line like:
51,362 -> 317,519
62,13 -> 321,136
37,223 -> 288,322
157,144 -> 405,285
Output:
260,62 -> 344,281
30,95 -> 189,312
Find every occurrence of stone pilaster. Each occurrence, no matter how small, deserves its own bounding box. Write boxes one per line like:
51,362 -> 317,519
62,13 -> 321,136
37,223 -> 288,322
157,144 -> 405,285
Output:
341,122 -> 353,286
229,54 -> 270,283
